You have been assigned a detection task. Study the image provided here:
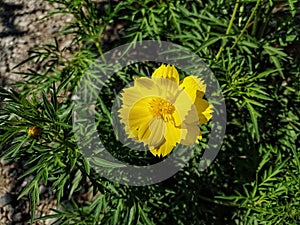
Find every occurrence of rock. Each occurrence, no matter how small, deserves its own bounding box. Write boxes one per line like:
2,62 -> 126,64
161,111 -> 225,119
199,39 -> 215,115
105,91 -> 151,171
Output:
0,0 -> 73,88
0,158 -> 9,166
21,175 -> 34,187
38,185 -> 49,195
0,218 -> 6,224
3,204 -> 14,222
11,212 -> 22,222
14,17 -> 30,28
0,66 -> 7,74
7,206 -> 15,221
0,193 -> 13,207
3,203 -> 13,210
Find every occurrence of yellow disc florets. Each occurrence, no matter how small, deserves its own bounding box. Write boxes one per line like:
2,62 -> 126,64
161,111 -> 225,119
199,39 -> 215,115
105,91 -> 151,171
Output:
149,97 -> 175,119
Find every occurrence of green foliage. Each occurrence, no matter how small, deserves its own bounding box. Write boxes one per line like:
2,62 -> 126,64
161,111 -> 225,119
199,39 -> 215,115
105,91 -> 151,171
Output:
0,0 -> 299,224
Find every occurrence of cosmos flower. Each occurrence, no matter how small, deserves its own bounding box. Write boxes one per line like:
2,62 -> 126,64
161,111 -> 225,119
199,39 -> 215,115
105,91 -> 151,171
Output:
118,64 -> 212,157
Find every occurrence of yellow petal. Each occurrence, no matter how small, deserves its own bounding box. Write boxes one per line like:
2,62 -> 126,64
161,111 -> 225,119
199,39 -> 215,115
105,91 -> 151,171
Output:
119,97 -> 154,140
180,75 -> 206,101
148,121 -> 181,157
152,77 -> 181,102
137,119 -> 151,140
120,87 -> 141,107
120,79 -> 159,107
152,64 -> 179,85
171,110 -> 182,127
120,97 -> 152,124
149,139 -> 174,157
152,65 -> 181,101
128,107 -> 149,123
173,90 -> 198,125
145,118 -> 166,147
164,121 -> 181,146
194,98 -> 213,124
180,124 -> 200,145
134,77 -> 160,96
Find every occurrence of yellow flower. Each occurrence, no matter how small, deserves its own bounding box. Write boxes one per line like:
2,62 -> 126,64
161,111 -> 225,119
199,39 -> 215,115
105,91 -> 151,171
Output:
118,64 -> 213,157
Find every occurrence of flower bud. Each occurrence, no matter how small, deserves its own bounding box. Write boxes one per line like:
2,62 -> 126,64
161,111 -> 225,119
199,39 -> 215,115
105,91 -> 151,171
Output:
27,126 -> 42,138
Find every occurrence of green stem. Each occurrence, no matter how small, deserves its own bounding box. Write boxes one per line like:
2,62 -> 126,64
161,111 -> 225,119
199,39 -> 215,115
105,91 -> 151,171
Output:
251,6 -> 260,36
215,0 -> 240,60
231,0 -> 261,49
93,25 -> 107,63
95,36 -> 107,63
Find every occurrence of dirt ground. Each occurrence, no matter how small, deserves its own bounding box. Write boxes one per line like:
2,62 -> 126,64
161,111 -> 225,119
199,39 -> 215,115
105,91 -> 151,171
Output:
0,0 -> 73,224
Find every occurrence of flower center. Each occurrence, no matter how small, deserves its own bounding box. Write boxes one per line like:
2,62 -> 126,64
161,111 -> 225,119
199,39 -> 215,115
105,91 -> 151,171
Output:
149,97 -> 175,119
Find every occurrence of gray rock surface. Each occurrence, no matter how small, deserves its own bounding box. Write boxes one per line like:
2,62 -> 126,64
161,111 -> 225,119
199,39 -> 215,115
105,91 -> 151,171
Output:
0,0 -> 73,87
0,193 -> 14,207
